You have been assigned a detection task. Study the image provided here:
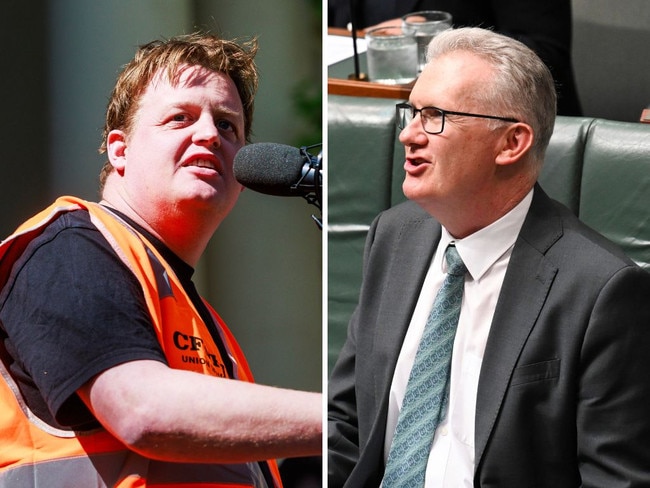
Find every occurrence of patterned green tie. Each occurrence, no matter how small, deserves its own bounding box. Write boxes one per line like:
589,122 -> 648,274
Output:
382,244 -> 467,487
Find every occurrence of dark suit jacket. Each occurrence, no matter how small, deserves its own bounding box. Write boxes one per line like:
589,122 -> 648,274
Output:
328,186 -> 650,487
328,0 -> 582,115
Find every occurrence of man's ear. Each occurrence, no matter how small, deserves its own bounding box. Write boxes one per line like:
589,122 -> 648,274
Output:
106,130 -> 128,175
495,122 -> 534,166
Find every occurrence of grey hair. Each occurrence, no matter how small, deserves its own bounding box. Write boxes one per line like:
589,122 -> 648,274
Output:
427,27 -> 557,165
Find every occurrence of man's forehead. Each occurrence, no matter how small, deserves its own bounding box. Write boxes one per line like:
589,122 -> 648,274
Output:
142,65 -> 243,112
148,64 -> 229,89
412,52 -> 489,104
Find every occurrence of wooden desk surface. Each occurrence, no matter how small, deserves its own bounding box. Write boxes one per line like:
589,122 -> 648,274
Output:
327,77 -> 413,99
328,28 -> 413,100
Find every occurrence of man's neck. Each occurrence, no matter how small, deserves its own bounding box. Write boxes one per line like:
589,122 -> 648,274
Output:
100,196 -> 216,267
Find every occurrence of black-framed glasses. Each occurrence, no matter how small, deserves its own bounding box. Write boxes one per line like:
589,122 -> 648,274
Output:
396,102 -> 519,135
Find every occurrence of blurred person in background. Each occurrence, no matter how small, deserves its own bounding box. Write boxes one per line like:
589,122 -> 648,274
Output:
328,0 -> 582,115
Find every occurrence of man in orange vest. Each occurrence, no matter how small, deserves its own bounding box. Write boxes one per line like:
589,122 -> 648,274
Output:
0,33 -> 321,487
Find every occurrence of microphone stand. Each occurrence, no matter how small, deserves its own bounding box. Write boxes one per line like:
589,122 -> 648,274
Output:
294,144 -> 322,230
348,0 -> 367,81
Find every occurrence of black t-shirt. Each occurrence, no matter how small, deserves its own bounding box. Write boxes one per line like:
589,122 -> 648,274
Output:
0,208 -> 228,430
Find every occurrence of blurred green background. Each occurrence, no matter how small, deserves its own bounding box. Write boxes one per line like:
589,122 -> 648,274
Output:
0,0 -> 322,393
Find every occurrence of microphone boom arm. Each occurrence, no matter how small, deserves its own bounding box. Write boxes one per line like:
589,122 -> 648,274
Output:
294,144 -> 322,229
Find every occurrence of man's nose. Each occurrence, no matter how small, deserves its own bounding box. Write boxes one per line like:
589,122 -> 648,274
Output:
398,114 -> 428,146
193,116 -> 220,147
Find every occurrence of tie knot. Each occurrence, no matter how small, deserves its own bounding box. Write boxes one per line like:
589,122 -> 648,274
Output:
445,245 -> 467,276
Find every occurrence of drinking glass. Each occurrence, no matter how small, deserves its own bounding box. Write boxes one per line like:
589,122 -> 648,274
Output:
402,11 -> 452,74
365,25 -> 418,85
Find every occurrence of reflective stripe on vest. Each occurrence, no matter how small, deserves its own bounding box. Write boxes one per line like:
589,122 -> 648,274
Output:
0,196 -> 282,487
0,454 -> 259,488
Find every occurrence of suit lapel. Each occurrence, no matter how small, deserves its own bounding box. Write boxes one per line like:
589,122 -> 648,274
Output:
373,213 -> 441,402
350,208 -> 440,484
474,187 -> 562,469
360,189 -> 565,473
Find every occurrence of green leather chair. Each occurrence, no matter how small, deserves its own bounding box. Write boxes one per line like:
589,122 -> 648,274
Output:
328,94 -> 650,370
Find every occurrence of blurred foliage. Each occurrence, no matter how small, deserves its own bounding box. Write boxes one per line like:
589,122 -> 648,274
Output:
292,0 -> 322,147
293,78 -> 322,147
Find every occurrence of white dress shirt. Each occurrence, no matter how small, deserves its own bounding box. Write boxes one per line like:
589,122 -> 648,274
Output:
383,189 -> 533,487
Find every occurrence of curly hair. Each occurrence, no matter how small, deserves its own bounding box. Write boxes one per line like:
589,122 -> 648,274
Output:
98,32 -> 259,191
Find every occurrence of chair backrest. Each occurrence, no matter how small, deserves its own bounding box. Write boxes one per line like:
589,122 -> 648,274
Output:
571,0 -> 650,122
328,95 -> 650,369
576,118 -> 650,270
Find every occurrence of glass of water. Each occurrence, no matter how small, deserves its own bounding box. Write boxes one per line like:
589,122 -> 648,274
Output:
365,26 -> 418,85
402,11 -> 453,74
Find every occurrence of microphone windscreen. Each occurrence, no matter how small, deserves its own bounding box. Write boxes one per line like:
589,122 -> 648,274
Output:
233,143 -> 305,196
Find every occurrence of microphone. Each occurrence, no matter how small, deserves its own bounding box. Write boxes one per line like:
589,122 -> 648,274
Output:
233,142 -> 322,210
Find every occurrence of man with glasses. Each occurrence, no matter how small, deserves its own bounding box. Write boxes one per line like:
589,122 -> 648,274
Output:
328,27 -> 650,487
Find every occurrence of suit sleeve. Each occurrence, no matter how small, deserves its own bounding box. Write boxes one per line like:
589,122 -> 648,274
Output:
327,216 -> 380,488
577,265 -> 650,486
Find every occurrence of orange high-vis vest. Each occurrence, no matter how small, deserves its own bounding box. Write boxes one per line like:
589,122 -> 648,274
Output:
0,196 -> 283,488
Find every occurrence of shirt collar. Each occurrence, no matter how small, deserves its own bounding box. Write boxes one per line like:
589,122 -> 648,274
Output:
438,188 -> 534,281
